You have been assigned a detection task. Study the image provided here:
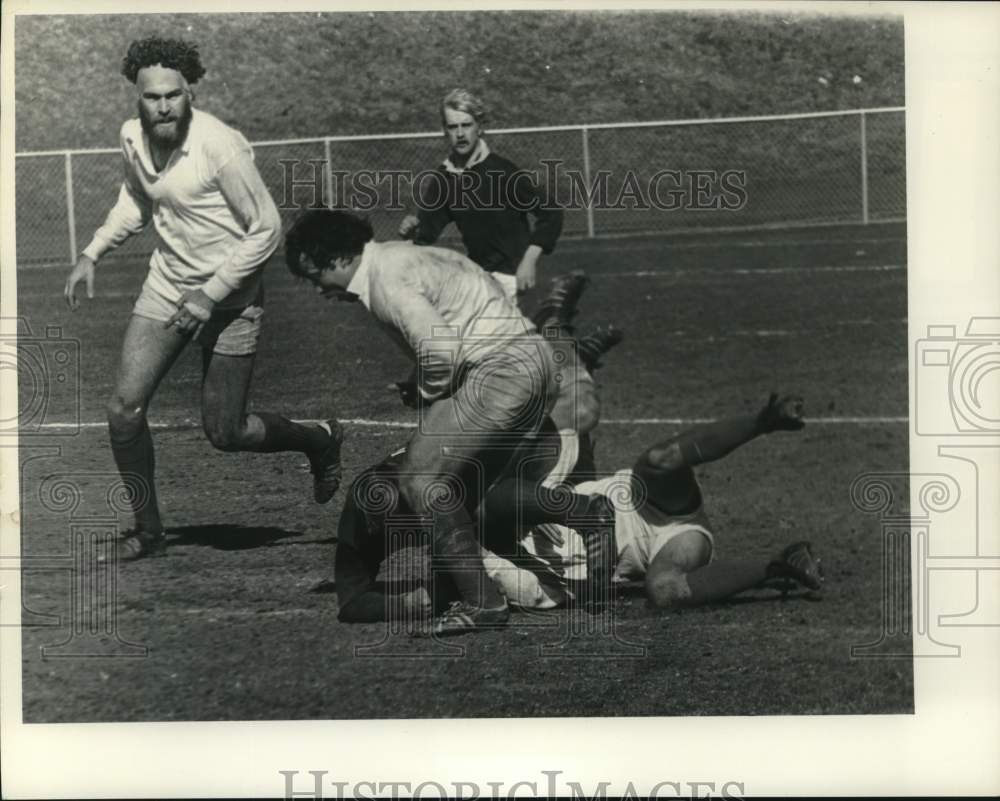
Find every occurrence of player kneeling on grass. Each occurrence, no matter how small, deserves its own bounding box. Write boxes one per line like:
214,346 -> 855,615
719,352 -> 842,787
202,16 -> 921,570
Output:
480,393 -> 825,610
285,209 -> 615,635
331,432 -> 616,627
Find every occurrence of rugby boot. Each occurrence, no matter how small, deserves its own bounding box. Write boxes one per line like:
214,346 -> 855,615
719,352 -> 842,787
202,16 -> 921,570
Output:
97,528 -> 167,563
430,600 -> 511,636
530,270 -> 590,334
310,419 -> 345,503
767,540 -> 824,591
576,326 -> 624,372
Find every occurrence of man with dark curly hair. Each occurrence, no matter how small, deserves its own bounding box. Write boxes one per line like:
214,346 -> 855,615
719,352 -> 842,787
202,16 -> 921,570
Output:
63,36 -> 344,562
284,207 -> 606,635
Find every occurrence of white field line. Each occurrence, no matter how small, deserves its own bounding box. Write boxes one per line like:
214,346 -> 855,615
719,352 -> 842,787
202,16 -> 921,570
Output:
33,415 -> 907,433
554,232 -> 906,252
591,264 -> 904,278
15,263 -> 906,300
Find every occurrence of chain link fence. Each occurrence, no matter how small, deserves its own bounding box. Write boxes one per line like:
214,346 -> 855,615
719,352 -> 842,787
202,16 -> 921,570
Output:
15,108 -> 904,267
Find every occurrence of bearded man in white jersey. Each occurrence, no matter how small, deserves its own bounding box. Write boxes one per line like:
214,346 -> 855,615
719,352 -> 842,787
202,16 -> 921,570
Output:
63,37 -> 343,562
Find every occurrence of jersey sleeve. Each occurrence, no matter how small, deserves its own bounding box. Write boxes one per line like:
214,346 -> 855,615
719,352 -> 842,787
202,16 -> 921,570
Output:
413,168 -> 453,245
368,256 -> 460,402
81,127 -> 152,261
200,139 -> 282,303
509,166 -> 563,254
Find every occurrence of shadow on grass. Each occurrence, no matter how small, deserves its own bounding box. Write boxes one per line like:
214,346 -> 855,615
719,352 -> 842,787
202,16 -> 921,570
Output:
616,581 -> 823,606
167,524 -> 307,551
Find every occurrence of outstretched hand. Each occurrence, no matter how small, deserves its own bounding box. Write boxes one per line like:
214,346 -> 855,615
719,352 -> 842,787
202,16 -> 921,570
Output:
758,393 -> 806,432
64,255 -> 96,311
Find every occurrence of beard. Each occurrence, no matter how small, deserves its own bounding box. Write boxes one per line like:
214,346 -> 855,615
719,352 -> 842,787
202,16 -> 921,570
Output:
139,97 -> 193,149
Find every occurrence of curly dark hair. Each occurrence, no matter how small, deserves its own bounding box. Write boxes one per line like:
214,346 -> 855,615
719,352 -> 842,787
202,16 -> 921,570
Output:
121,36 -> 206,84
285,209 -> 375,278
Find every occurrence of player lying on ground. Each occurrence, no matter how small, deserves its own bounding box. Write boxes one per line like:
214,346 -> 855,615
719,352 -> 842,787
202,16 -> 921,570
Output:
331,308 -> 626,626
330,393 -> 823,623
331,425 -> 617,625
62,36 -> 342,562
285,208 -> 611,635
483,393 -> 824,610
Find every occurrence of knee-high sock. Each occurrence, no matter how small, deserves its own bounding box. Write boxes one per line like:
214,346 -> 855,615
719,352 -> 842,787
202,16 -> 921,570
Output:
110,420 -> 162,533
683,560 -> 769,605
434,523 -> 505,609
251,412 -> 330,455
667,413 -> 763,468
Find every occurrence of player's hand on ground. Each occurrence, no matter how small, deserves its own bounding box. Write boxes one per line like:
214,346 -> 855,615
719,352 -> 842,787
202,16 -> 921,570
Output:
398,215 -> 420,240
64,255 -> 96,311
759,392 -> 806,432
167,289 -> 215,335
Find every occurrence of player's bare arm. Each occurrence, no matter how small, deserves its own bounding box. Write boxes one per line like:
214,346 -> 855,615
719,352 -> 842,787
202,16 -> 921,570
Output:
515,244 -> 542,291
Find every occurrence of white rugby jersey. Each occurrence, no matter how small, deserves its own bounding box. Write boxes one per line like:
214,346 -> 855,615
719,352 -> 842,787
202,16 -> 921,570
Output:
346,240 -> 538,402
82,108 -> 281,309
526,468 -> 715,582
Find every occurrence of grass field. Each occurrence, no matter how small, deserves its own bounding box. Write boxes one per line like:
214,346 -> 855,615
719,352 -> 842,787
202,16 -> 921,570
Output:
15,222 -> 912,721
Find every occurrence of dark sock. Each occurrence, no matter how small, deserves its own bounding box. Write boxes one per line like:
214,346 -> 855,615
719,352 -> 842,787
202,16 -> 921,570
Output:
109,420 -> 162,533
483,479 -> 593,532
253,412 -> 330,455
667,413 -> 762,468
434,525 -> 505,609
684,559 -> 770,605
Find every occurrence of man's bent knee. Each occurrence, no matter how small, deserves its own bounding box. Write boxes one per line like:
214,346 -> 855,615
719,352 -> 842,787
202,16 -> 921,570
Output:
106,396 -> 147,438
203,419 -> 249,452
643,440 -> 686,472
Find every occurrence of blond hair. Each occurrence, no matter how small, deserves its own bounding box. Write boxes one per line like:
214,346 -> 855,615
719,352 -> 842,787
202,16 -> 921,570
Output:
440,89 -> 487,127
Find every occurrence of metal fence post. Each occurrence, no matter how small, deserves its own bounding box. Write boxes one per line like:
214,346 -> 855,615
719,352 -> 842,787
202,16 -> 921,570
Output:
860,111 -> 869,224
323,138 -> 334,207
64,151 -> 78,263
581,126 -> 595,238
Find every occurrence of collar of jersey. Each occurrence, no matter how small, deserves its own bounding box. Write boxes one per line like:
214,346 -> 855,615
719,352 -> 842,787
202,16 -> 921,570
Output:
442,138 -> 491,174
346,241 -> 376,307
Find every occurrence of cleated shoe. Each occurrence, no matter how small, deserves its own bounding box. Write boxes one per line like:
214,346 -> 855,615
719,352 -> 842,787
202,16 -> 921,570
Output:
97,529 -> 167,563
757,393 -> 806,433
430,600 -> 511,636
768,540 -> 824,591
530,270 -> 590,334
576,326 -> 624,372
576,493 -> 617,611
310,420 -> 345,504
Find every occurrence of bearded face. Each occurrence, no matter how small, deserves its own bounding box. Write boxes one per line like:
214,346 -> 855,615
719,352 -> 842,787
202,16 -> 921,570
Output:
136,65 -> 194,149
